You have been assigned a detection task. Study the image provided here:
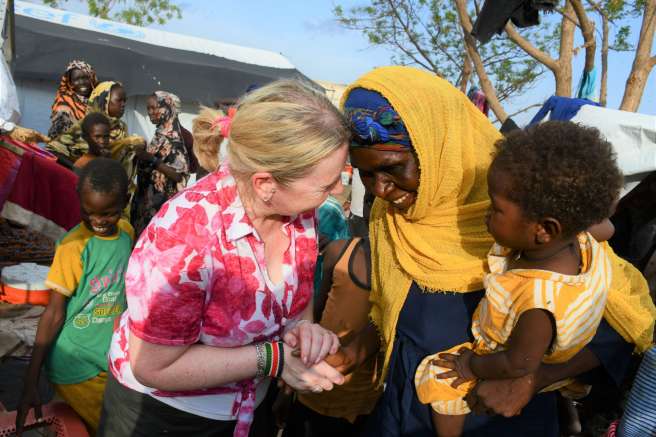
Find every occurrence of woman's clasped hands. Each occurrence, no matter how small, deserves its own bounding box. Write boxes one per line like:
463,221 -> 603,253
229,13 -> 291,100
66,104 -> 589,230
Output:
279,320 -> 344,394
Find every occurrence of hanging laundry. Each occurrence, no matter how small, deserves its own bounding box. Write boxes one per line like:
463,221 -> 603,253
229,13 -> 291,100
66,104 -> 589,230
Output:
529,95 -> 600,125
472,0 -> 559,44
467,87 -> 490,116
576,67 -> 598,100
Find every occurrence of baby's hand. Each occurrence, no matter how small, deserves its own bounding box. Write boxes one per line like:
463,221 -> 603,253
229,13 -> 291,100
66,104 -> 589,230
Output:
283,320 -> 340,366
432,347 -> 476,388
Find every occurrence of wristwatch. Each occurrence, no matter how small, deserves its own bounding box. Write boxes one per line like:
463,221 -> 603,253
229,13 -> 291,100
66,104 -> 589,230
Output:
0,118 -> 16,134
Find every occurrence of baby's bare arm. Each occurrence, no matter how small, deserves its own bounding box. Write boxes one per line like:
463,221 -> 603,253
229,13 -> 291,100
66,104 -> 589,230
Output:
469,309 -> 554,380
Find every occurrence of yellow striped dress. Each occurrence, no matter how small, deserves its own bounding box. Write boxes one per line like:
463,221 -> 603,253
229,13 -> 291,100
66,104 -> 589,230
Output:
415,232 -> 612,415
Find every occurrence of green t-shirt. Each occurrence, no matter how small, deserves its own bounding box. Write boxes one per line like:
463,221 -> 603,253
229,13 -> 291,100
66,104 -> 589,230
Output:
44,220 -> 134,384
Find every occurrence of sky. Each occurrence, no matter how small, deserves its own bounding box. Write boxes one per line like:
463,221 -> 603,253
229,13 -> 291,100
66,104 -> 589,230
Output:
32,0 -> 656,124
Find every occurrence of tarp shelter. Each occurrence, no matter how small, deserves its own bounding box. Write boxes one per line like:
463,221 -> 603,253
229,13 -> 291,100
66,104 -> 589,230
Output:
11,1 -> 313,138
571,105 -> 656,196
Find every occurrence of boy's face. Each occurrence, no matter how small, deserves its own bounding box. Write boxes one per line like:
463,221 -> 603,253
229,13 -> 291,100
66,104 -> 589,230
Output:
485,168 -> 535,249
80,183 -> 125,237
85,123 -> 111,157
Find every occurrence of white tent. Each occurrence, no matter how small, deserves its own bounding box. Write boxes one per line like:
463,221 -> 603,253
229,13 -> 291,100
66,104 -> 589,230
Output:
571,105 -> 656,195
11,1 -> 314,138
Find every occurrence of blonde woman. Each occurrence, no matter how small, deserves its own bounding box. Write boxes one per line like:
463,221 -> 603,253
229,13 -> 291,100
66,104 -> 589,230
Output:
100,80 -> 349,437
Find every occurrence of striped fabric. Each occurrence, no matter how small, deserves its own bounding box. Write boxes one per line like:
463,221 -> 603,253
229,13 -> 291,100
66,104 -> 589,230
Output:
476,232 -> 612,364
416,232 -> 612,414
618,347 -> 656,436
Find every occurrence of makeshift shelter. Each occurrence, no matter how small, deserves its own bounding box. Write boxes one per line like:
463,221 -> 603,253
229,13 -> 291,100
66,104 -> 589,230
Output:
11,1 -> 313,138
570,105 -> 656,196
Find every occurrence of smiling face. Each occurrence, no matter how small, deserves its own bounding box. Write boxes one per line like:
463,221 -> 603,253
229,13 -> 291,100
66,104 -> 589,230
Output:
69,68 -> 92,98
350,147 -> 420,211
268,143 -> 349,216
85,123 -> 111,157
107,85 -> 127,118
79,183 -> 125,237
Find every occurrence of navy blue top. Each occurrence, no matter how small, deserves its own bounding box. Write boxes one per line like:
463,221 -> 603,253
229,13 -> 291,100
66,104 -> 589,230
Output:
363,283 -> 633,436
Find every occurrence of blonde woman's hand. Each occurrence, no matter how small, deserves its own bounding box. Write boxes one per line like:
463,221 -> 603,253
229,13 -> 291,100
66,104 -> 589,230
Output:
283,321 -> 340,366
280,342 -> 344,393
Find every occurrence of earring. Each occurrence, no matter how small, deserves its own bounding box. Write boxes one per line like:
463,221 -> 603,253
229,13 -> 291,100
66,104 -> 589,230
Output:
264,189 -> 275,203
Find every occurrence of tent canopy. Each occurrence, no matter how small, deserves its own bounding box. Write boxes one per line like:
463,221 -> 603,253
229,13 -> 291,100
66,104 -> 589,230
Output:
13,1 -> 312,103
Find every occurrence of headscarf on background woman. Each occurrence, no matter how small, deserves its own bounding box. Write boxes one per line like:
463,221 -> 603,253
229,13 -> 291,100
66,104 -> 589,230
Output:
48,60 -> 98,139
47,81 -> 134,161
47,81 -> 144,219
131,91 -> 190,236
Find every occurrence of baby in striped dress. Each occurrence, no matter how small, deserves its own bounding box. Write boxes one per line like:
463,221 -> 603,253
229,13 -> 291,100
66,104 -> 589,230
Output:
415,121 -> 623,437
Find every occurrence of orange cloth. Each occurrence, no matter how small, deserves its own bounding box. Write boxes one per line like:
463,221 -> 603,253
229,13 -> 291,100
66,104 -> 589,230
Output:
73,153 -> 97,169
416,232 -> 612,414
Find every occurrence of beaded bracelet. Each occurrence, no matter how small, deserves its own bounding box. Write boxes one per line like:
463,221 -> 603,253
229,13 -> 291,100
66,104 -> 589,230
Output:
266,341 -> 285,378
255,342 -> 266,377
255,341 -> 285,378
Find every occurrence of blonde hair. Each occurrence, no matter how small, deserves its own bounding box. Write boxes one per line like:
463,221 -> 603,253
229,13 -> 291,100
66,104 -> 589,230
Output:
192,105 -> 226,172
228,79 -> 349,185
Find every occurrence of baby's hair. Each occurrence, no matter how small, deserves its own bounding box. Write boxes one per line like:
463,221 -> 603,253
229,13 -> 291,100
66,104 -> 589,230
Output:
192,105 -> 226,172
491,121 -> 622,236
81,112 -> 110,137
77,158 -> 128,201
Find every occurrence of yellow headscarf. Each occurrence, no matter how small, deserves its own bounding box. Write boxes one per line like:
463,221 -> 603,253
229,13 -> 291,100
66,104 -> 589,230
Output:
343,66 -> 655,385
604,244 -> 655,353
342,66 -> 500,382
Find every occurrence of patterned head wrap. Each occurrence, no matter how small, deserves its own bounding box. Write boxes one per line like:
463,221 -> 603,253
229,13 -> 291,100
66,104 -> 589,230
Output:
148,91 -> 185,159
151,90 -> 181,126
50,60 -> 98,121
88,81 -> 121,116
343,87 -> 411,152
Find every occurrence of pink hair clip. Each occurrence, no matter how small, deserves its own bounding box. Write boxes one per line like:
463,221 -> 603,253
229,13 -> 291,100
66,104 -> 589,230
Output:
211,107 -> 237,138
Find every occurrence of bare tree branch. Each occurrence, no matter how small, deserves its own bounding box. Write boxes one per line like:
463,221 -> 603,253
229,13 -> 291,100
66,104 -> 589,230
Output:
505,23 -> 558,70
491,103 -> 542,124
570,0 -> 596,72
455,0 -> 508,121
385,0 -> 440,72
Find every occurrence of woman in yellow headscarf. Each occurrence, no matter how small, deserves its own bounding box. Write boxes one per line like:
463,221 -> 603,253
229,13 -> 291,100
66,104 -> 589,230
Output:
338,66 -> 654,437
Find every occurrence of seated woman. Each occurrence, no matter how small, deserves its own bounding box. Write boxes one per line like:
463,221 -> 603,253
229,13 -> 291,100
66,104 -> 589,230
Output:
131,91 -> 191,236
337,66 -> 655,437
48,60 -> 98,139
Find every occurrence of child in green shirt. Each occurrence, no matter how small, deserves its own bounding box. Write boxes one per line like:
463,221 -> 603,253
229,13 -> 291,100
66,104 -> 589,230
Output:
16,158 -> 134,435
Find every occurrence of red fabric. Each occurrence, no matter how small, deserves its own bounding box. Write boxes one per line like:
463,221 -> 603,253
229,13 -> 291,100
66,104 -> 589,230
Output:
0,140 -> 22,210
605,419 -> 619,437
6,147 -> 80,231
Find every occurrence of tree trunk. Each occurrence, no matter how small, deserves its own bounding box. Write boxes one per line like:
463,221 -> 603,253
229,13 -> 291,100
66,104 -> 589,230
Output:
555,1 -> 575,97
571,0 -> 596,74
620,1 -> 656,112
599,14 -> 608,106
454,0 -> 508,122
459,51 -> 473,92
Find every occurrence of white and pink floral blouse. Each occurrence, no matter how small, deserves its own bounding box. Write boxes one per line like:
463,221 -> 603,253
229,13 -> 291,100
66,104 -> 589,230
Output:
108,161 -> 317,436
